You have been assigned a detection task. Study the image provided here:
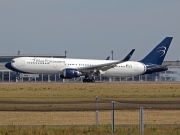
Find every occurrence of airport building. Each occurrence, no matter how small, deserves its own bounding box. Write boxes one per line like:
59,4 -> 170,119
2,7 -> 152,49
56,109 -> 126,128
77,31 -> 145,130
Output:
0,53 -> 180,82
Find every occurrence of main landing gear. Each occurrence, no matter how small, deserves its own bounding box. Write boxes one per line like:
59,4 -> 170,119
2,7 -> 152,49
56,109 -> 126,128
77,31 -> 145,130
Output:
83,75 -> 95,83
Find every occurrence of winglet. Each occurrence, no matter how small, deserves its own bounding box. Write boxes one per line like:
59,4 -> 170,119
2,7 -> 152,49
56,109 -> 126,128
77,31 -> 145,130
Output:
78,49 -> 135,72
122,49 -> 135,61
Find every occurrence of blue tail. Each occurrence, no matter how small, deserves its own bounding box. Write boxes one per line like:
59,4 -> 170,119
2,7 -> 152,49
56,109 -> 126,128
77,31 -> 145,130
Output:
140,37 -> 173,65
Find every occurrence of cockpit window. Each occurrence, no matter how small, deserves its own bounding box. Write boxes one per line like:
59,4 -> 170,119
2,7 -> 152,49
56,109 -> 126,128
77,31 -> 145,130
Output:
12,60 -> 15,63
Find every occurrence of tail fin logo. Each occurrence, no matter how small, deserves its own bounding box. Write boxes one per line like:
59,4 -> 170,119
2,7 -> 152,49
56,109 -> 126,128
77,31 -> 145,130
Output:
157,46 -> 166,58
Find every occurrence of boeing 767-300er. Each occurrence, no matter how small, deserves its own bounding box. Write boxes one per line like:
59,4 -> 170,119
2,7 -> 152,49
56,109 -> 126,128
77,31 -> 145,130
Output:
5,37 -> 173,82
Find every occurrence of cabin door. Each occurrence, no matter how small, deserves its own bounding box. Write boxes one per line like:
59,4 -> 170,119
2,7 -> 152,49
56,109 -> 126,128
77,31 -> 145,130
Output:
53,62 -> 57,68
134,64 -> 138,71
21,60 -> 25,66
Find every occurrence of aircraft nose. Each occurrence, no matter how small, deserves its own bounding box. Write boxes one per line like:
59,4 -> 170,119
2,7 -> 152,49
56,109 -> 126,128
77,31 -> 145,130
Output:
5,62 -> 12,70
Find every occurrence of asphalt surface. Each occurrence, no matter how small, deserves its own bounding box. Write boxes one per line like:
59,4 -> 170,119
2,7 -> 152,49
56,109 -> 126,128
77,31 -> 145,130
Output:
0,99 -> 179,111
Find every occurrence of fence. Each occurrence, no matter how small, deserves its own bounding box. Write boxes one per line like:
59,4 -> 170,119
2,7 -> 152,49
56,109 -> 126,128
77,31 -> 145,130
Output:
0,97 -> 179,134
1,110 -> 179,125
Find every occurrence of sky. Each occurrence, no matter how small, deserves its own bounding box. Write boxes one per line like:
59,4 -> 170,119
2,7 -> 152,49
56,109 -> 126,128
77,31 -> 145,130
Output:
0,0 -> 180,61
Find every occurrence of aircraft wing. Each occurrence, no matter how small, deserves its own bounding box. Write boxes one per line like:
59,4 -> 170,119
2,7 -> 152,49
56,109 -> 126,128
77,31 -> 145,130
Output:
78,49 -> 135,73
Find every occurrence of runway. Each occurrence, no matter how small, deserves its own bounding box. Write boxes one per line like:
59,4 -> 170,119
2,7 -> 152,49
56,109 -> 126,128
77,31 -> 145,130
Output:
0,99 -> 179,111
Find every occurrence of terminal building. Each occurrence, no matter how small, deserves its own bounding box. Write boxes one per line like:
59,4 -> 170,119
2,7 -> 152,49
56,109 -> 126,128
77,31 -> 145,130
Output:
0,53 -> 180,82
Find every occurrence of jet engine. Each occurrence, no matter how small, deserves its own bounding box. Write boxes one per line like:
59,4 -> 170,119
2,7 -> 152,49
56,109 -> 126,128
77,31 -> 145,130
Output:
60,68 -> 82,79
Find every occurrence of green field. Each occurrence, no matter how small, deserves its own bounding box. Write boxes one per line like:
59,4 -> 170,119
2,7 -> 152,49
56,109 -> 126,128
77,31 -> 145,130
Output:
0,125 -> 179,135
0,83 -> 179,110
0,83 -> 180,100
0,83 -> 180,135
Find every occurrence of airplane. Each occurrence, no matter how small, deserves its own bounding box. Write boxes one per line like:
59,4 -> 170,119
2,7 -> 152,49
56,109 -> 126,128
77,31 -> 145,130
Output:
5,37 -> 173,83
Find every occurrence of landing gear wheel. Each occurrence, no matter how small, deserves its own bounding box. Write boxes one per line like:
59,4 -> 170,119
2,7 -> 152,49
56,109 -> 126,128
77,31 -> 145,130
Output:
83,79 -> 87,82
83,78 -> 95,83
83,74 -> 95,83
90,78 -> 95,83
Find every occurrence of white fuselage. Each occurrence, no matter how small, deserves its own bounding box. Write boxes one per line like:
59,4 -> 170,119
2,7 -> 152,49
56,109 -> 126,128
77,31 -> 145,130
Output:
11,57 -> 146,77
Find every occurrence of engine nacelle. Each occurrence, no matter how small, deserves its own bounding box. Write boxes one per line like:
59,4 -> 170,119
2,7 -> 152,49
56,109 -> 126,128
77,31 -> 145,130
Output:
60,68 -> 82,79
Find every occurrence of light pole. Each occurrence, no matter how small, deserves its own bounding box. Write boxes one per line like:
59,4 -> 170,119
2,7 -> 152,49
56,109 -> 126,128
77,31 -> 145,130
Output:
18,51 -> 20,56
111,50 -> 113,60
65,51 -> 67,58
177,60 -> 179,66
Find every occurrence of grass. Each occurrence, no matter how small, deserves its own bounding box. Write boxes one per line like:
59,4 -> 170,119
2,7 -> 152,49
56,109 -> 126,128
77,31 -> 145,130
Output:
0,110 -> 179,125
0,125 -> 179,135
0,83 -> 180,100
0,83 -> 180,134
0,83 -> 179,111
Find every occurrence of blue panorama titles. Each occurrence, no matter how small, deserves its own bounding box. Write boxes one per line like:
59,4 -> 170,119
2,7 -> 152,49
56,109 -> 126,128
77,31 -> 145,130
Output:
32,58 -> 65,64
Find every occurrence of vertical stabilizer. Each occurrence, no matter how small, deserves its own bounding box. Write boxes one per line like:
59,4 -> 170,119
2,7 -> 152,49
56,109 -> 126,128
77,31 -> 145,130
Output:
140,37 -> 173,65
